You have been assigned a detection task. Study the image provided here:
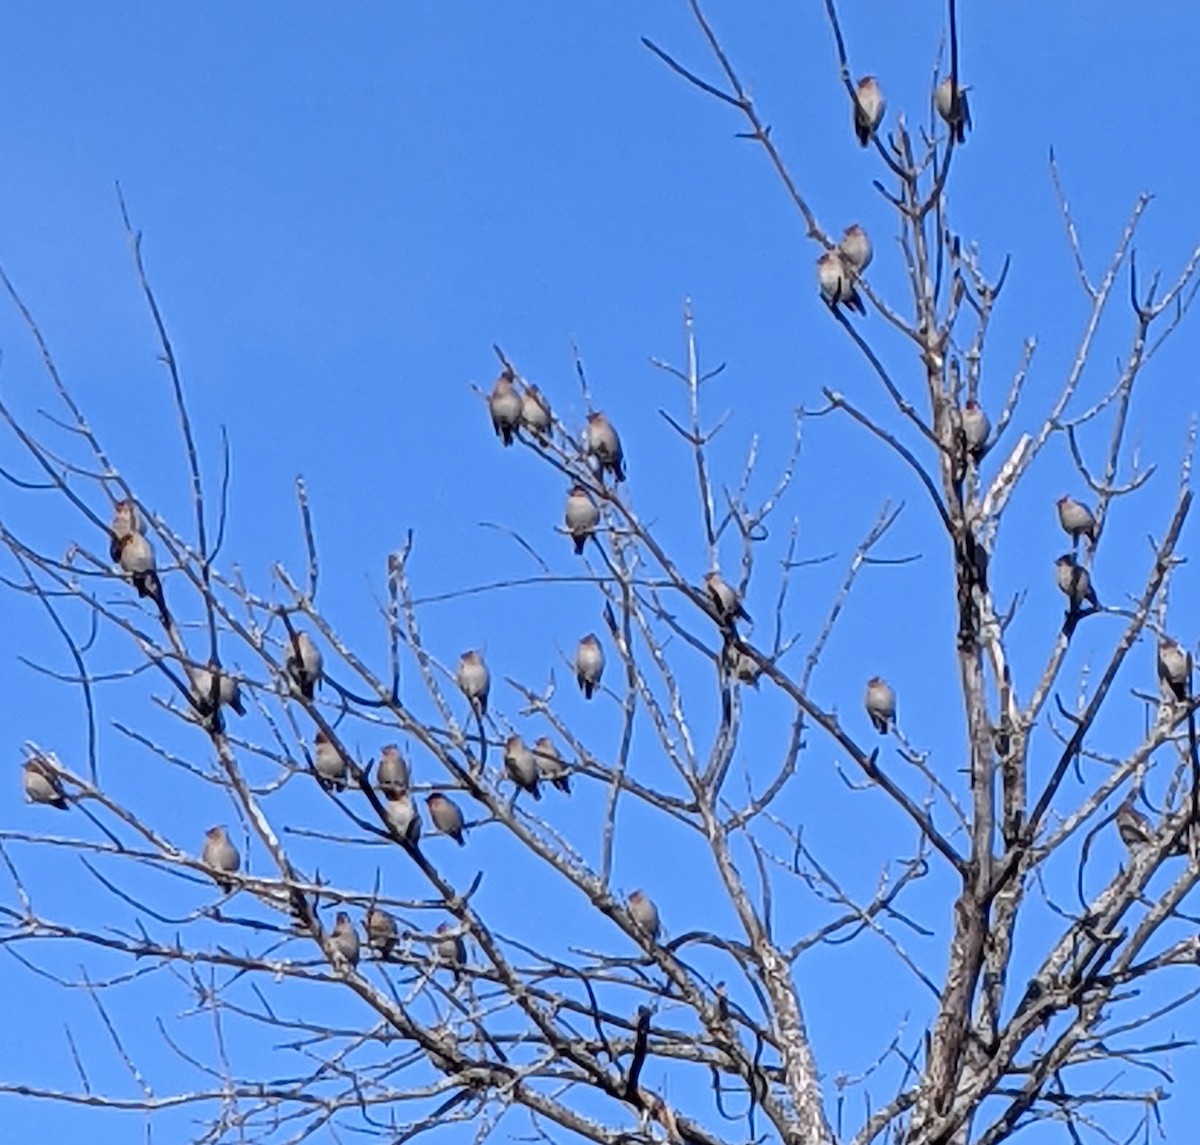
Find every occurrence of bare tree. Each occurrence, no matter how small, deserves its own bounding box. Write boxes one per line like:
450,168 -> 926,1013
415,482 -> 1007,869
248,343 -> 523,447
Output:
3,3 -> 1199,1144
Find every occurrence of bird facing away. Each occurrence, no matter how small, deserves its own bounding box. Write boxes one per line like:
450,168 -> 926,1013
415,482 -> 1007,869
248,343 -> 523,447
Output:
285,631 -> 323,700
724,645 -> 763,687
628,889 -> 661,941
865,676 -> 896,735
313,730 -> 349,792
565,485 -> 600,555
853,76 -> 886,146
435,922 -> 466,975
329,910 -> 360,970
23,756 -> 68,810
935,76 -> 972,143
961,400 -> 990,461
364,905 -> 398,958
456,650 -> 490,717
839,224 -> 872,274
109,499 -> 142,562
489,368 -> 523,446
1158,638 -> 1190,701
521,385 -> 552,437
385,790 -> 422,846
426,792 -> 466,845
1055,554 -> 1099,611
533,736 -> 571,794
1057,496 -> 1096,547
1116,801 -> 1154,850
504,735 -> 542,800
202,826 -> 241,892
191,665 -> 246,717
704,571 -> 751,627
376,743 -> 410,798
585,411 -> 625,483
817,252 -> 865,315
575,634 -> 605,699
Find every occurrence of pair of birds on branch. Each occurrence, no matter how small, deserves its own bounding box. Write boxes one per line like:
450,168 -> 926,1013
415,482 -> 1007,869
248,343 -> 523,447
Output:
820,75 -> 970,315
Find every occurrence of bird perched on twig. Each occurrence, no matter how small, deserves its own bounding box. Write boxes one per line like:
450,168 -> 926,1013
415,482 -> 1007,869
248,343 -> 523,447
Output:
285,631 -> 323,700
489,368 -> 523,446
586,411 -> 625,483
935,76 -> 972,143
365,905 -> 398,959
202,826 -> 241,892
1057,496 -> 1096,548
434,923 -> 466,979
839,224 -> 872,274
23,755 -> 68,810
628,889 -> 661,941
117,531 -> 163,606
385,789 -> 422,846
817,252 -> 864,315
865,676 -> 896,735
426,792 -> 466,845
704,571 -> 751,627
1116,801 -> 1154,850
724,644 -> 762,687
574,634 -> 605,699
191,664 -> 245,717
521,384 -> 552,438
961,400 -> 990,462
533,736 -> 571,794
108,499 -> 142,563
376,744 -> 410,798
455,650 -> 490,717
313,730 -> 349,792
853,76 -> 885,146
1157,637 -> 1190,702
329,910 -> 360,970
504,735 -> 542,800
565,485 -> 600,555
1055,554 -> 1099,611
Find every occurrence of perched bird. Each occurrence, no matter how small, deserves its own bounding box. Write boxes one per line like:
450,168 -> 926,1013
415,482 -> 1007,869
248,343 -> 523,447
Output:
853,76 -> 886,146
575,634 -> 605,699
521,385 -> 552,437
1158,637 -> 1190,702
1055,554 -> 1099,611
586,411 -> 625,483
961,400 -> 990,461
489,368 -> 523,446
865,676 -> 896,735
376,744 -> 411,798
839,224 -> 873,274
565,485 -> 600,555
426,792 -> 466,845
364,905 -> 398,958
313,730 -> 349,792
1057,496 -> 1096,547
628,889 -> 661,940
329,910 -> 361,970
286,631 -> 324,700
935,76 -> 972,144
817,252 -> 864,315
533,736 -> 571,794
191,665 -> 246,717
117,532 -> 162,603
724,645 -> 762,687
22,756 -> 67,810
108,499 -> 142,563
385,789 -> 422,845
1116,801 -> 1154,850
202,826 -> 241,893
704,571 -> 751,626
434,922 -> 466,976
455,650 -> 490,717
504,734 -> 542,800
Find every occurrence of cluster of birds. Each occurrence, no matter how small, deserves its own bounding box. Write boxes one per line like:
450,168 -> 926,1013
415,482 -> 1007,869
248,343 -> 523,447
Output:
817,75 -> 971,315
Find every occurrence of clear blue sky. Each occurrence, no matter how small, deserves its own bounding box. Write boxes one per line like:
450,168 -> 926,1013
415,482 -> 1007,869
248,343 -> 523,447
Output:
1,4 -> 1198,1143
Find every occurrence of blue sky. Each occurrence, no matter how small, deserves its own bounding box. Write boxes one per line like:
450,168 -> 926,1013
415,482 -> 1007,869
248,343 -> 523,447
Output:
1,3 -> 1199,1143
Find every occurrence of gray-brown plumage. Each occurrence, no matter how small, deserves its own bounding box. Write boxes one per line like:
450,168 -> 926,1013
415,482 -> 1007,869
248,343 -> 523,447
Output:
329,910 -> 360,969
586,411 -> 625,483
376,743 -> 410,798
839,224 -> 872,274
1057,496 -> 1096,547
817,252 -> 864,315
285,631 -> 323,700
853,76 -> 885,146
574,634 -> 605,699
385,789 -> 422,846
426,792 -> 466,845
704,571 -> 751,626
865,676 -> 896,735
1158,638 -> 1190,702
628,889 -> 661,940
365,905 -> 398,958
108,499 -> 142,563
935,76 -> 972,144
1055,554 -> 1099,611
313,730 -> 349,793
490,368 -> 523,446
565,485 -> 600,555
191,665 -> 246,717
521,385 -> 552,437
434,922 -> 466,977
1116,801 -> 1154,850
724,645 -> 762,687
456,650 -> 490,717
961,400 -> 990,461
533,736 -> 571,794
117,531 -> 162,605
23,756 -> 68,810
504,734 -> 541,800
202,826 -> 241,893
